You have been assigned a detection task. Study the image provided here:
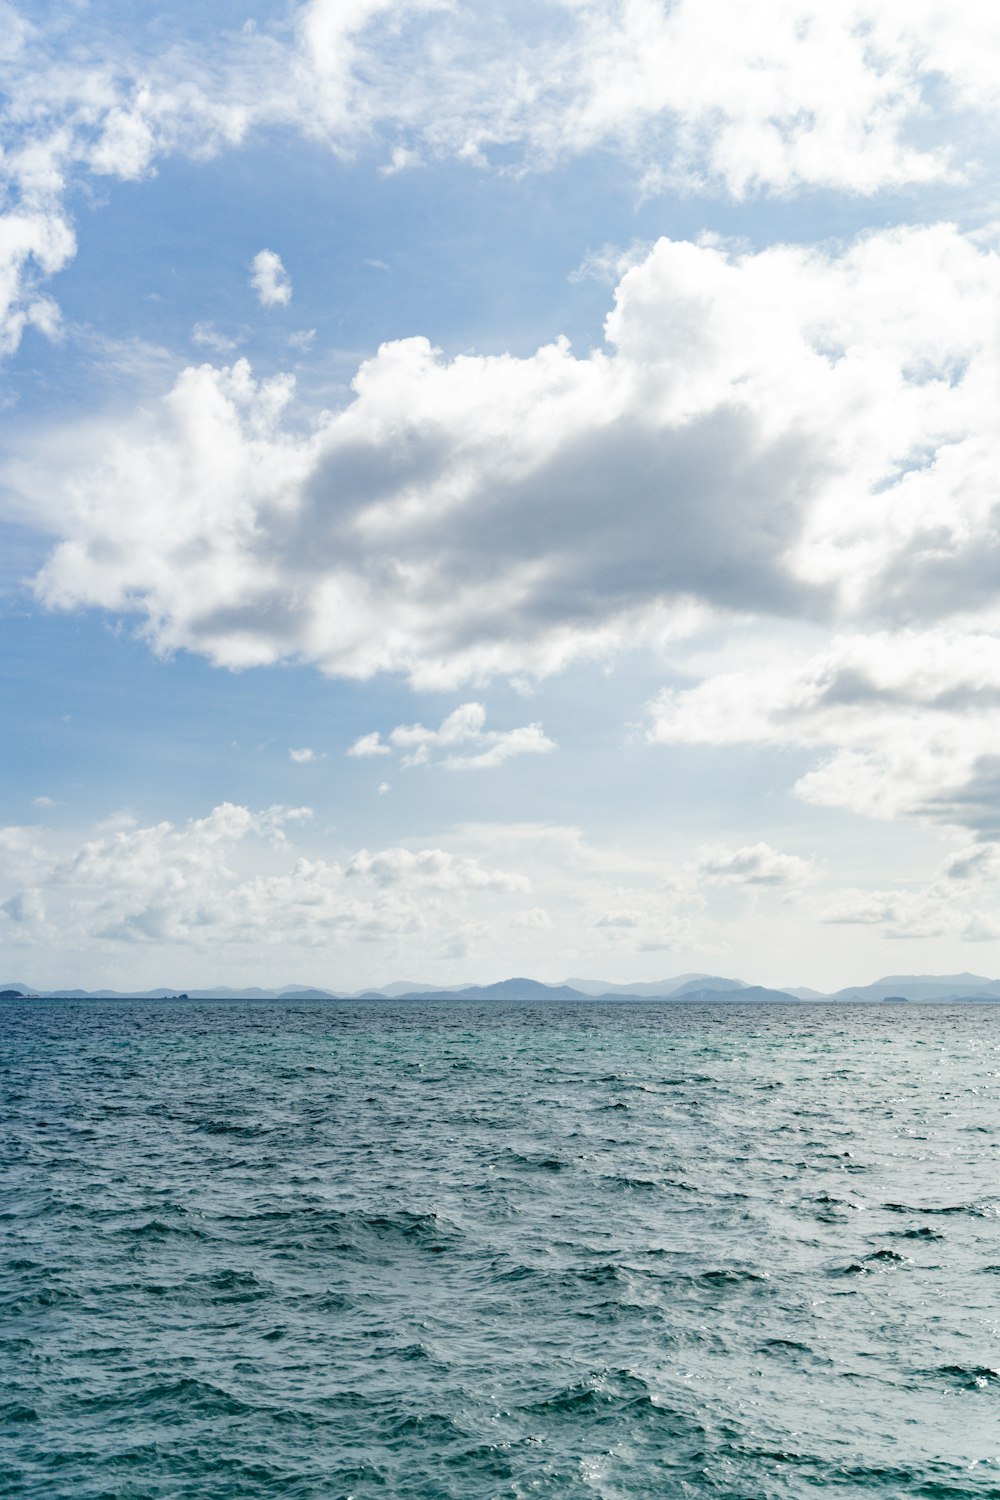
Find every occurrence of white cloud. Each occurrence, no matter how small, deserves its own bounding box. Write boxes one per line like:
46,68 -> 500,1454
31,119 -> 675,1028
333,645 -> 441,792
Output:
942,844 -> 1000,883
6,0 -> 1000,360
821,890 -> 904,927
284,0 -> 1000,196
2,886 -> 47,928
817,884 -> 965,939
346,845 -> 530,891
381,144 -> 423,176
578,868 -> 710,952
347,731 -> 391,757
373,702 -> 557,769
589,907 -> 700,953
0,204 -> 73,356
93,810 -> 140,834
648,628 -> 1000,838
250,249 -> 292,308
962,913 -> 1000,943
289,746 -> 318,763
192,322 -> 239,353
446,724 -> 557,771
0,802 -> 535,953
390,702 -> 488,758
509,906 -> 553,929
816,852 -> 1000,941
595,908 -> 646,928
18,224 -> 1000,689
14,799 -> 955,979
0,825 -> 46,857
695,842 -> 814,886
89,103 -> 157,181
0,15 -> 254,357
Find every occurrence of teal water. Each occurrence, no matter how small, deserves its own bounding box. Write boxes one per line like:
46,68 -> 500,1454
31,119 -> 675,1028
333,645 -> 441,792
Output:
2,998 -> 999,1497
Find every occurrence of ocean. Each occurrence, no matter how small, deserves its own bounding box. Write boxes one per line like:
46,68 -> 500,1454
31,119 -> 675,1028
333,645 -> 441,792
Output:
2,997 -> 998,1497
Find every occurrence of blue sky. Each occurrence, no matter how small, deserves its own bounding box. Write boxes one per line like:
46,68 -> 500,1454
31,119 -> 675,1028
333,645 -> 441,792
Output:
4,0 -> 1000,991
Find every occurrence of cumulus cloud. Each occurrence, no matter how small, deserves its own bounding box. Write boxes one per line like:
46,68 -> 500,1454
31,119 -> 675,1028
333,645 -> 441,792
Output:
695,842 -> 814,886
6,1 -> 1000,357
352,703 -> 557,769
5,800 -> 911,972
250,249 -> 292,308
346,845 -> 530,891
942,844 -> 1000,882
0,802 -> 534,952
0,10 -> 256,356
348,732 -> 391,758
817,853 -> 1000,941
0,824 -> 46,859
20,225 -> 1000,686
595,908 -> 647,928
648,629 -> 1000,838
289,746 -> 317,762
443,725 -> 555,771
286,0 -> 1000,195
816,884 -> 983,941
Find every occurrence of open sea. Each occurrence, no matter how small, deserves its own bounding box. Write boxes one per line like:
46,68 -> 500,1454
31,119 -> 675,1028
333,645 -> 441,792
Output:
2,996 -> 999,1498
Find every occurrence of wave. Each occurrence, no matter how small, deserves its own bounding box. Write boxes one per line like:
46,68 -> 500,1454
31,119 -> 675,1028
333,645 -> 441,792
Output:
210,1205 -> 464,1258
695,1267 -> 770,1288
118,1217 -> 210,1241
520,1368 -> 693,1426
834,1249 -> 910,1275
598,1172 -> 660,1190
496,1149 -> 572,1172
882,1201 -> 983,1216
73,1377 -> 257,1421
194,1118 -> 270,1138
934,1364 -> 1000,1389
5,998 -> 997,1499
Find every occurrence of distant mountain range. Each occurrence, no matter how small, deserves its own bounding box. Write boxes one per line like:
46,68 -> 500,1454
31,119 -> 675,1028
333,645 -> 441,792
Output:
4,972 -> 1000,1003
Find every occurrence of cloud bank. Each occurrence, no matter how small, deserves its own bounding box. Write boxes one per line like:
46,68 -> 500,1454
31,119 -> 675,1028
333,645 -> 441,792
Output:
5,799 -> 997,978
13,216 -> 1000,851
11,0 -> 1000,970
0,802 -> 532,952
13,224 -> 1000,694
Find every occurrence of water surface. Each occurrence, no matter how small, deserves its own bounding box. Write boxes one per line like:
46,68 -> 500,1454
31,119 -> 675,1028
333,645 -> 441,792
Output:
2,998 -> 999,1496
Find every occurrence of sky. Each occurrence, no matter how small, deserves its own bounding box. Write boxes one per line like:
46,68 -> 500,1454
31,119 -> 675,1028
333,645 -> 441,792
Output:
5,2 -> 1000,992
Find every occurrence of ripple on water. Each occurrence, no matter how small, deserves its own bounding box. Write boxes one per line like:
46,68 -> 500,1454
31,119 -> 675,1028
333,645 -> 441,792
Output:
3,996 -> 1000,1499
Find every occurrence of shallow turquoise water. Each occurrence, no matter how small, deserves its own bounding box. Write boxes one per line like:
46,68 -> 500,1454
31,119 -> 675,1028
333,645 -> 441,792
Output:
2,998 -> 999,1497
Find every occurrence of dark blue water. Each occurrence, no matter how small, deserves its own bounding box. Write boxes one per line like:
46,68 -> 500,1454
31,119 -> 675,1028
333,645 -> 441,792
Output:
2,998 -> 999,1497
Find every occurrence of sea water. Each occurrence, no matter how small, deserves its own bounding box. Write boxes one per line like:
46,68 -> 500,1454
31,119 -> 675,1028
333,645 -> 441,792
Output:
2,997 -> 999,1498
